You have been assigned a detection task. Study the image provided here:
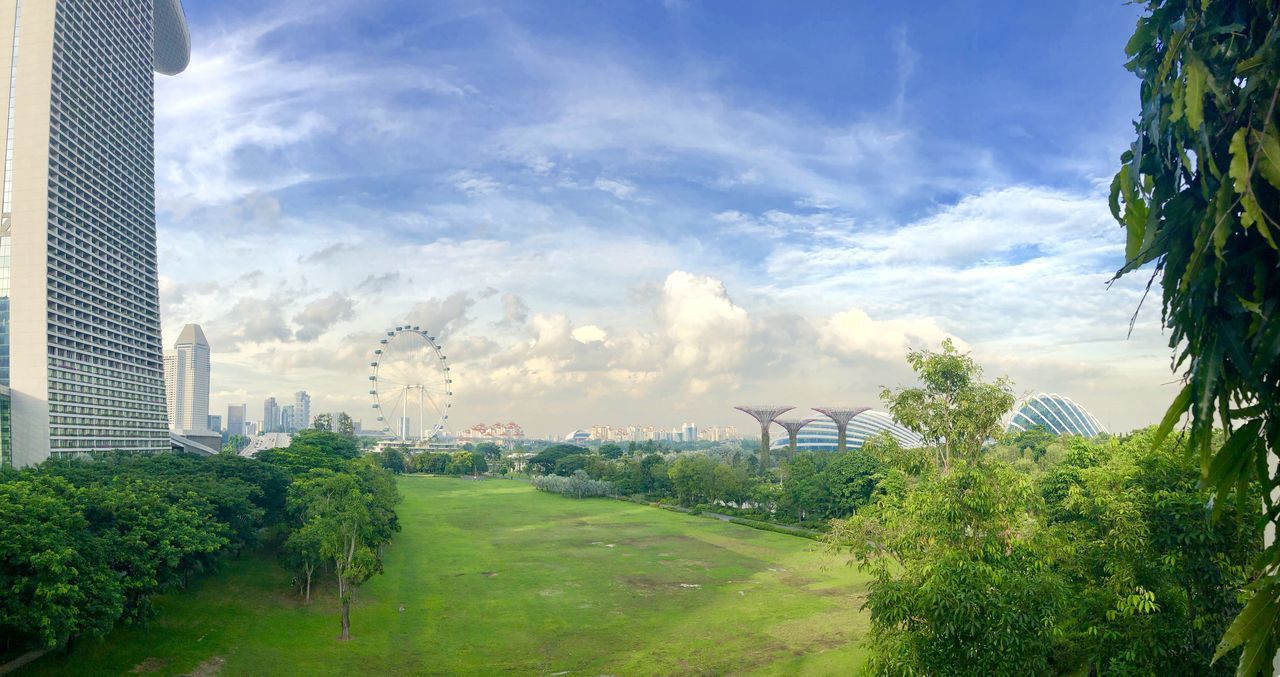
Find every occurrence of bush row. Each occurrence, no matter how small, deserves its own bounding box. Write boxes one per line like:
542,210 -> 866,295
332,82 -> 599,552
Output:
531,470 -> 613,498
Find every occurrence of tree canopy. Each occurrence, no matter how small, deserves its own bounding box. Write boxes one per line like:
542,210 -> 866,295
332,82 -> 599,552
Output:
1111,2 -> 1280,670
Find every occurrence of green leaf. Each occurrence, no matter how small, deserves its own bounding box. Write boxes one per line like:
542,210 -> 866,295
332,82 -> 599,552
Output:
1152,383 -> 1192,447
1255,129 -> 1280,191
1206,419 -> 1261,496
1185,60 -> 1207,130
1214,576 -> 1280,671
1229,128 -> 1267,230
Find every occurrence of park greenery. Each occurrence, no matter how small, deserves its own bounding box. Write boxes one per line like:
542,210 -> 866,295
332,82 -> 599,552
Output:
0,430 -> 399,657
531,469 -> 614,497
1111,1 -> 1280,671
28,478 -> 872,674
511,338 -> 1265,674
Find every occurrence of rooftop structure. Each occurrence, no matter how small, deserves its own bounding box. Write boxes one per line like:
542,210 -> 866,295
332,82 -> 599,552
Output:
774,418 -> 816,461
734,405 -> 794,469
770,411 -> 925,453
812,407 -> 872,453
1006,393 -> 1106,437
1,0 -> 191,465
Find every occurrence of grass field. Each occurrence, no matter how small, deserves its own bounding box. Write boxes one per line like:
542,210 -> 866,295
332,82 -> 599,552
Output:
27,477 -> 871,676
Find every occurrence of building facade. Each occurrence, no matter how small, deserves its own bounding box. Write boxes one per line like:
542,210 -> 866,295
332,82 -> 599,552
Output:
293,390 -> 310,432
263,396 -> 279,433
768,410 -> 924,454
1006,393 -> 1106,437
226,403 -> 246,440
165,323 -> 209,433
0,0 -> 190,466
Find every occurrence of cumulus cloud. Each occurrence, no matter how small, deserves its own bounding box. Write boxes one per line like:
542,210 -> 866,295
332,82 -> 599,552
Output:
658,271 -> 750,375
293,293 -> 357,342
221,294 -> 295,348
819,308 -> 962,361
405,292 -> 476,340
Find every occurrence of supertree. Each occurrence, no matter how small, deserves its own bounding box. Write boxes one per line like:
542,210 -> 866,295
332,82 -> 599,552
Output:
812,407 -> 872,454
733,405 -> 794,471
774,418 -> 817,462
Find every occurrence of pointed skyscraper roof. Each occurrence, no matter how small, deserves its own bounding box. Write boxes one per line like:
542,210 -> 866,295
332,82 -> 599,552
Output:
175,323 -> 208,348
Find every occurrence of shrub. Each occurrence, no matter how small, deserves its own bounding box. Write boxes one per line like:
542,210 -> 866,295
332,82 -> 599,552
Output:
532,470 -> 613,498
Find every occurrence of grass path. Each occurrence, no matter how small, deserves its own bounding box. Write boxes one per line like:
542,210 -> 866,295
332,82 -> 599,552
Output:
27,477 -> 870,675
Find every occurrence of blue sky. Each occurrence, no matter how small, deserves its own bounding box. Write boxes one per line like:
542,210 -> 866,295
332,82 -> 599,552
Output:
158,0 -> 1172,437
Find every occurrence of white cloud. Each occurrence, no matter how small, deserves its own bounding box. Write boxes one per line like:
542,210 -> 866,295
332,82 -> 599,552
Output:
820,308 -> 962,361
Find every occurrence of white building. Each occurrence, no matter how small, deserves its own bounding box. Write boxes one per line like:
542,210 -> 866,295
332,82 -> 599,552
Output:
0,0 -> 191,465
294,390 -> 311,432
165,324 -> 210,434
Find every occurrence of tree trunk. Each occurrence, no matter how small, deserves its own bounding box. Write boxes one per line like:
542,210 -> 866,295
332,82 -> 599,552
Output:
340,596 -> 351,641
304,567 -> 313,603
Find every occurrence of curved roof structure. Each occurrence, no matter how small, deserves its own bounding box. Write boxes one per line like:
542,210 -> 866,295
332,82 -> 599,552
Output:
153,0 -> 191,75
769,410 -> 923,453
1006,393 -> 1106,437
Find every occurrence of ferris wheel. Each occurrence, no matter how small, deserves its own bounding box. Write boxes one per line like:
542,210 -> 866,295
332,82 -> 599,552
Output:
369,326 -> 452,442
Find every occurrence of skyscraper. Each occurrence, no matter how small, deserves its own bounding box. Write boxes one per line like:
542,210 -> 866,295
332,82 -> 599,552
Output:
263,396 -> 279,433
0,0 -> 191,466
226,404 -> 246,440
280,404 -> 295,433
166,324 -> 209,433
294,390 -> 311,432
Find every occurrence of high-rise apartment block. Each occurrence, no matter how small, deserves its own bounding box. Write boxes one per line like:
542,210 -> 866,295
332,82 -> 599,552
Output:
0,0 -> 190,466
293,390 -> 310,432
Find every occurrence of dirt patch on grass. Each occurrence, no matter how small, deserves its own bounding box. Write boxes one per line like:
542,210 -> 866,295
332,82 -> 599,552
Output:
183,656 -> 225,676
130,657 -> 170,673
616,575 -> 667,596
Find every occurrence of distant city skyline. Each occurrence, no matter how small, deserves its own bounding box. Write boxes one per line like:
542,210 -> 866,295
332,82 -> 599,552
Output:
163,1 -> 1174,437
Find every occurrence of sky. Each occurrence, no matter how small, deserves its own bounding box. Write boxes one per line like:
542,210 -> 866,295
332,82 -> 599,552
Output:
157,0 -> 1176,439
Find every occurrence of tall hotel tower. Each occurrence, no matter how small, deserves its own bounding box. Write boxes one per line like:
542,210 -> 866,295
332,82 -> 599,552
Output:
0,0 -> 190,466
164,323 -> 209,434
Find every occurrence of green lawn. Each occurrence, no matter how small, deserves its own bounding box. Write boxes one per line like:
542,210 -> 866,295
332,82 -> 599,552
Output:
26,477 -> 871,676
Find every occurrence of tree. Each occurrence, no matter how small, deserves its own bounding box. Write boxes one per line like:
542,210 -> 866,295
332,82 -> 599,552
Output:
881,339 -> 1014,473
668,455 -> 717,506
1043,429 -> 1260,674
222,434 -> 247,455
598,442 -> 623,459
336,412 -> 355,438
284,521 -> 325,603
380,448 -> 406,474
528,444 -> 586,475
1111,3 -> 1280,671
448,451 -> 478,476
831,460 -> 1065,675
288,467 -> 399,641
553,453 -> 590,477
313,413 -> 333,432
473,442 -> 502,462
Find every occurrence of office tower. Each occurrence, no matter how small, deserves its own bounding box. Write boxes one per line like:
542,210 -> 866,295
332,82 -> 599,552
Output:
0,0 -> 191,466
294,390 -> 310,431
682,422 -> 698,443
207,414 -> 221,433
263,396 -> 279,433
281,404 -> 295,433
167,324 -> 209,433
226,404 -> 246,439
